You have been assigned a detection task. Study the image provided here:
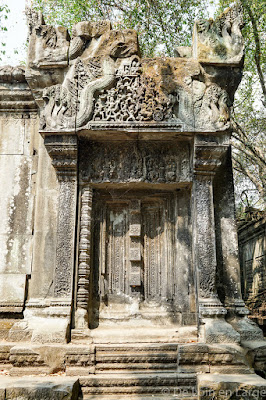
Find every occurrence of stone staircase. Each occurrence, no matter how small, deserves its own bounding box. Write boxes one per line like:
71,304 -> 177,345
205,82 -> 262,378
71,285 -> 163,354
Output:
95,343 -> 178,373
0,335 -> 266,399
79,372 -> 197,399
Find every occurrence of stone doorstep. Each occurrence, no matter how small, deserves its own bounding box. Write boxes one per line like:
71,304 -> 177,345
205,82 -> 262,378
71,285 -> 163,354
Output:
1,373 -> 265,400
71,326 -> 198,344
79,374 -> 266,399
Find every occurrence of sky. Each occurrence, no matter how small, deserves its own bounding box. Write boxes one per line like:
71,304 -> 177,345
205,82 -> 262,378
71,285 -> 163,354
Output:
0,0 -> 27,65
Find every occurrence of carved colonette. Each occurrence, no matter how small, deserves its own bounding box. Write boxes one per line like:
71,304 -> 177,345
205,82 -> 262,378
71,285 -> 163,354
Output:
76,186 -> 93,328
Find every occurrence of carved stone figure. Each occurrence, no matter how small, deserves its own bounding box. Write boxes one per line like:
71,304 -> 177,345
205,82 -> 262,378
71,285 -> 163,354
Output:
193,2 -> 245,65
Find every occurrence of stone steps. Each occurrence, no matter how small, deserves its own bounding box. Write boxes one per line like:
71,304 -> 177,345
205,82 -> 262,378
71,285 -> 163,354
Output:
79,372 -> 197,397
95,343 -> 178,373
0,340 -> 253,377
97,363 -> 178,372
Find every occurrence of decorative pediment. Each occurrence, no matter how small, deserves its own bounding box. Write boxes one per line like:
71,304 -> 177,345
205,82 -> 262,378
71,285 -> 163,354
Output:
25,4 -> 244,134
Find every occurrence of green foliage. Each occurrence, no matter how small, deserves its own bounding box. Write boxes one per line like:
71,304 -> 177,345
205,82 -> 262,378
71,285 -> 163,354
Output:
32,0 -> 208,56
0,3 -> 10,60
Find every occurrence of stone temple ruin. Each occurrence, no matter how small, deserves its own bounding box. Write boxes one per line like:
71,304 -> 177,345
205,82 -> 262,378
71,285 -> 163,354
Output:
0,3 -> 265,399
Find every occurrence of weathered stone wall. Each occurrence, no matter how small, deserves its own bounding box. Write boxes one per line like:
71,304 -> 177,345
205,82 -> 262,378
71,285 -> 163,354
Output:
27,129 -> 59,301
238,216 -> 266,329
0,66 -> 60,315
0,67 -> 38,314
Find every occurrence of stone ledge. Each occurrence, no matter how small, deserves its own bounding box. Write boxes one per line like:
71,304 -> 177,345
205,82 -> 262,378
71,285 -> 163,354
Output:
197,373 -> 266,400
0,66 -> 26,83
0,376 -> 80,400
0,66 -> 38,113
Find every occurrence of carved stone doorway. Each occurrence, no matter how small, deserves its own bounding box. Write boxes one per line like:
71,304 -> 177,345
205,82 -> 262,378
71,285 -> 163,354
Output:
88,188 -> 193,329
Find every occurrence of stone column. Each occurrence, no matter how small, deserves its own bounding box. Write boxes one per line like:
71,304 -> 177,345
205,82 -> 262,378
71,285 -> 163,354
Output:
213,149 -> 263,341
75,186 -> 93,328
193,141 -> 242,343
213,148 -> 248,316
44,134 -> 78,304
193,143 -> 227,318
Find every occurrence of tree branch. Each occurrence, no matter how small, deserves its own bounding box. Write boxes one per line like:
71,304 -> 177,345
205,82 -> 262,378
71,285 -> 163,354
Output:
241,0 -> 266,107
233,156 -> 265,199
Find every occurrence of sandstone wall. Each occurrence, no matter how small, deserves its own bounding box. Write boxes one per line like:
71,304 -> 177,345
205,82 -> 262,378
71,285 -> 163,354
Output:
238,216 -> 266,328
0,66 -> 59,314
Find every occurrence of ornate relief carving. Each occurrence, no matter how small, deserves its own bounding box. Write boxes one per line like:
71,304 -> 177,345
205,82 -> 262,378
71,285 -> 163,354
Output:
26,8 -> 70,69
92,56 -> 177,123
54,177 -> 77,297
25,5 -> 244,132
42,135 -> 78,298
25,8 -> 44,33
80,141 -> 191,184
40,57 -> 115,130
196,85 -> 230,130
193,2 -> 244,65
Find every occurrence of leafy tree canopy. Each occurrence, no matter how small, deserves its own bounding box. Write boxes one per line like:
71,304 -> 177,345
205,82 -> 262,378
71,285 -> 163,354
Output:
31,0 -> 208,56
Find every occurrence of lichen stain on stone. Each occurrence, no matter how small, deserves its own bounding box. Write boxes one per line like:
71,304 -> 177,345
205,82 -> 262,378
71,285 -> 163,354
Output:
5,159 -> 32,273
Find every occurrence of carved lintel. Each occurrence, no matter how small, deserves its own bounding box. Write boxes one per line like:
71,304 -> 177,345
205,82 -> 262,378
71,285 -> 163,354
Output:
80,140 -> 191,184
76,186 -> 93,328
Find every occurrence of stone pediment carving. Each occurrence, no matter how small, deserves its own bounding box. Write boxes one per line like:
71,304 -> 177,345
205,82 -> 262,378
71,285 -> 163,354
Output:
25,3 -> 244,133
193,3 -> 244,65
